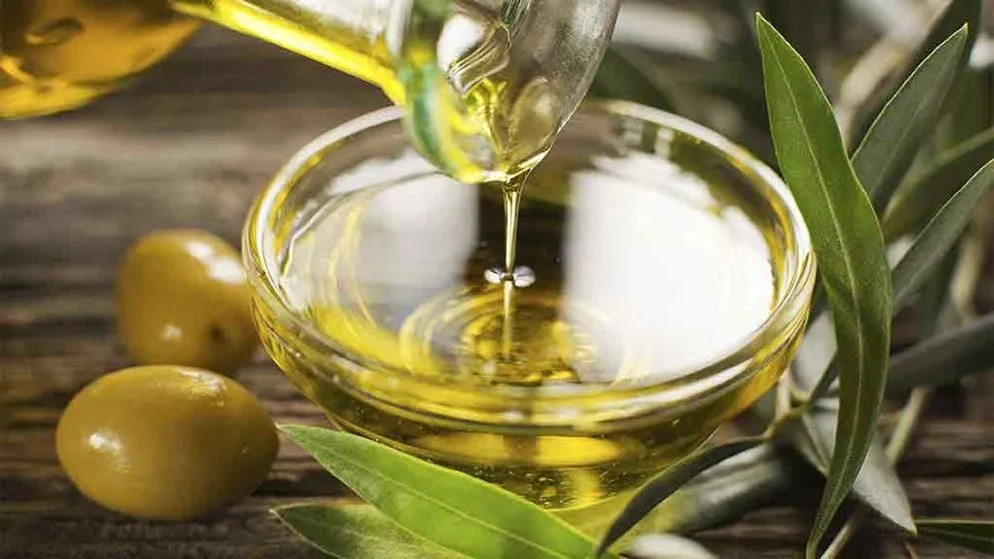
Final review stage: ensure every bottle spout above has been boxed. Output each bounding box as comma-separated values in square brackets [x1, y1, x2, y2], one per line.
[390, 0, 621, 182]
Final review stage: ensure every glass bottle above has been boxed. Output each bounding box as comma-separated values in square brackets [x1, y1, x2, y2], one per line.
[0, 0, 620, 181]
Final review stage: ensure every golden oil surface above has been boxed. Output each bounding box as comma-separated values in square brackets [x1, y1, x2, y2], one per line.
[283, 159, 778, 386]
[265, 149, 792, 508]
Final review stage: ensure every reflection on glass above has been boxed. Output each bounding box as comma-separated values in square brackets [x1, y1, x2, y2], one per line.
[278, 147, 775, 387]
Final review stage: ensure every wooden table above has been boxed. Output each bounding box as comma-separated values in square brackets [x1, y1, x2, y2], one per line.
[2, 27, 992, 559]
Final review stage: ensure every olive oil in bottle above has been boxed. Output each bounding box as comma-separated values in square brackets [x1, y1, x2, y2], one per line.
[1, 0, 618, 183]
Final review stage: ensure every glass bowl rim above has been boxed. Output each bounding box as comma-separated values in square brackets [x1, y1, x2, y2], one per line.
[243, 100, 816, 414]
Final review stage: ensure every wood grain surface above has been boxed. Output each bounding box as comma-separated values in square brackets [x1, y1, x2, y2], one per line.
[1, 26, 992, 559]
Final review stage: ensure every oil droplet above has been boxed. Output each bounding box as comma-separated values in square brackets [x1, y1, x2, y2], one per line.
[484, 265, 535, 287]
[25, 18, 83, 46]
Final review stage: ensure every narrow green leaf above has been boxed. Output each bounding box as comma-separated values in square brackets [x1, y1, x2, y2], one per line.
[852, 27, 969, 211]
[782, 408, 915, 533]
[660, 444, 796, 535]
[596, 437, 766, 555]
[752, 386, 913, 533]
[784, 156, 989, 530]
[627, 534, 717, 559]
[753, 383, 929, 549]
[806, 248, 989, 397]
[849, 0, 984, 145]
[884, 128, 994, 239]
[818, 388, 932, 559]
[892, 159, 994, 306]
[780, 191, 985, 534]
[280, 425, 606, 559]
[804, 159, 992, 397]
[940, 66, 994, 146]
[917, 518, 994, 554]
[914, 246, 960, 338]
[274, 504, 467, 559]
[563, 444, 795, 543]
[756, 16, 894, 557]
[888, 313, 994, 394]
[590, 47, 677, 112]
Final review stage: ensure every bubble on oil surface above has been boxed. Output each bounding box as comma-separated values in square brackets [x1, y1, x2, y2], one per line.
[484, 265, 536, 287]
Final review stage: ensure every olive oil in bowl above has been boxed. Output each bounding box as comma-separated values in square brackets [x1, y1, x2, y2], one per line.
[245, 102, 815, 510]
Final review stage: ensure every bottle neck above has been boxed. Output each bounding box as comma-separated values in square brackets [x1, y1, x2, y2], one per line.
[170, 0, 406, 103]
[172, 0, 620, 183]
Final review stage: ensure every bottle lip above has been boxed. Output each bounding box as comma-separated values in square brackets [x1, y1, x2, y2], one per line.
[387, 0, 622, 183]
[244, 100, 816, 427]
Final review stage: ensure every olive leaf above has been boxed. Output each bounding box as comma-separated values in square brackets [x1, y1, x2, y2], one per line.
[891, 159, 994, 305]
[916, 518, 994, 554]
[884, 128, 994, 239]
[914, 246, 960, 339]
[808, 289, 994, 397]
[273, 503, 467, 559]
[888, 312, 994, 394]
[848, 0, 984, 146]
[562, 444, 795, 545]
[800, 26, 977, 391]
[656, 444, 796, 535]
[819, 251, 960, 557]
[756, 15, 894, 557]
[852, 26, 969, 212]
[279, 425, 610, 559]
[764, 402, 913, 535]
[779, 160, 993, 534]
[627, 534, 718, 559]
[591, 47, 678, 113]
[820, 388, 933, 559]
[752, 375, 914, 534]
[596, 437, 767, 555]
[808, 157, 994, 398]
[940, 66, 994, 147]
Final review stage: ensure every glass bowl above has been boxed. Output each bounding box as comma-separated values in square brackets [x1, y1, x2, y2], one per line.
[244, 101, 816, 511]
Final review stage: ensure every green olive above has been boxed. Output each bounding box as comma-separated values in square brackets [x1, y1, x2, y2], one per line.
[56, 366, 278, 520]
[117, 229, 257, 374]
